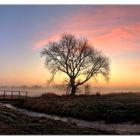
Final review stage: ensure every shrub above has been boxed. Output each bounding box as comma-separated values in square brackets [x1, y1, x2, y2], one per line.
[40, 93, 58, 98]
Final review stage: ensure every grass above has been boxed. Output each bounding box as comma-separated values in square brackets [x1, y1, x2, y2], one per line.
[13, 92, 140, 124]
[0, 104, 114, 135]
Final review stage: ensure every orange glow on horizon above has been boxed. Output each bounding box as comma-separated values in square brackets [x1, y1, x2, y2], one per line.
[1, 6, 140, 90]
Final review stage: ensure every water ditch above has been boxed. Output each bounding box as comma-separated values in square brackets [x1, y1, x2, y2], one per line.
[1, 103, 140, 134]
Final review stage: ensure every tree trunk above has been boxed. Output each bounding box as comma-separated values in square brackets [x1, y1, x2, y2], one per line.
[69, 76, 77, 96]
[70, 85, 77, 96]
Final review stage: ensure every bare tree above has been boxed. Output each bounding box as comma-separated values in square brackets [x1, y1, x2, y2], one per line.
[84, 84, 90, 95]
[41, 33, 110, 96]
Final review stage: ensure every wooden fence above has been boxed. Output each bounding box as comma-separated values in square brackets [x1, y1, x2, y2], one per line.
[0, 90, 28, 99]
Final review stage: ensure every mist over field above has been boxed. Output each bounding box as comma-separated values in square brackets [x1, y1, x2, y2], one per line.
[0, 85, 140, 97]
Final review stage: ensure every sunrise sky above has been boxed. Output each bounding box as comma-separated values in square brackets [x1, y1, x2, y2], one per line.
[0, 5, 140, 89]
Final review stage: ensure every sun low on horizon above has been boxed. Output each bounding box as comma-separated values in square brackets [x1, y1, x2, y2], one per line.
[0, 5, 140, 91]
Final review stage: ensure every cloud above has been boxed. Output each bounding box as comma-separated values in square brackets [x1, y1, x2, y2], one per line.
[33, 34, 60, 49]
[33, 5, 140, 56]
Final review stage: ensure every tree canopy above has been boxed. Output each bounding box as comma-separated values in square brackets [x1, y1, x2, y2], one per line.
[41, 33, 110, 95]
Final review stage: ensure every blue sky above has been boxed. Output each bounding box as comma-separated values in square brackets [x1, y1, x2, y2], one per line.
[0, 5, 140, 88]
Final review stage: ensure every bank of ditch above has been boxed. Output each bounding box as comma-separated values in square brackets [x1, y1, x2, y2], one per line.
[12, 93, 140, 124]
[0, 103, 114, 135]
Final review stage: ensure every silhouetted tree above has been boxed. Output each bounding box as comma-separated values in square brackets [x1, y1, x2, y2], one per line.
[84, 84, 90, 95]
[41, 33, 110, 96]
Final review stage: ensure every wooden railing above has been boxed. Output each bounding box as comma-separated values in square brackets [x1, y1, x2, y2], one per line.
[0, 90, 28, 99]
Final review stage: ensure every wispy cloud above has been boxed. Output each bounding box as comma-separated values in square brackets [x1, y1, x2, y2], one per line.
[34, 6, 140, 56]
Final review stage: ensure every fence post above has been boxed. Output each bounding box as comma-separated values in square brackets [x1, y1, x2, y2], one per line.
[11, 91, 13, 99]
[3, 90, 6, 99]
[26, 92, 28, 98]
[18, 91, 20, 99]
